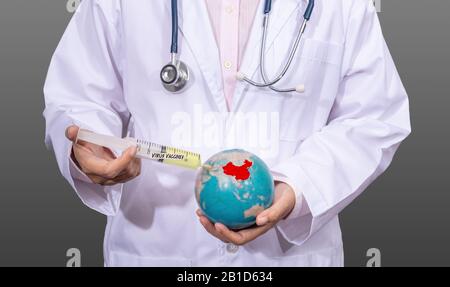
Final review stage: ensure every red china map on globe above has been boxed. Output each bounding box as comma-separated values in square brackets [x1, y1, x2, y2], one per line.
[222, 160, 253, 180]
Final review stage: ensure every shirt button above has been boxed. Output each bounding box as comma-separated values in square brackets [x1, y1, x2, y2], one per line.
[226, 243, 239, 254]
[225, 6, 234, 14]
[224, 61, 233, 69]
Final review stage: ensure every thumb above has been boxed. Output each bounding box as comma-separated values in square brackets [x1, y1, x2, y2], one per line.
[103, 145, 138, 178]
[256, 195, 292, 226]
[65, 125, 80, 142]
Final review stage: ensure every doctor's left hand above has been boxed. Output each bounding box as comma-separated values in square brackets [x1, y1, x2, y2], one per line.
[197, 181, 296, 246]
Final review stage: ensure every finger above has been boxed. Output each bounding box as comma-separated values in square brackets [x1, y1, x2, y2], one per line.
[114, 161, 135, 178]
[87, 174, 110, 185]
[127, 158, 142, 177]
[196, 209, 204, 217]
[98, 179, 121, 186]
[87, 174, 103, 184]
[133, 158, 142, 176]
[101, 146, 138, 178]
[256, 191, 294, 226]
[73, 140, 95, 155]
[111, 164, 141, 183]
[71, 133, 114, 159]
[126, 158, 142, 177]
[73, 133, 113, 156]
[255, 202, 287, 226]
[216, 223, 272, 245]
[134, 157, 142, 168]
[73, 144, 110, 175]
[65, 125, 80, 142]
[89, 172, 135, 186]
[74, 139, 116, 161]
[215, 223, 247, 245]
[238, 223, 273, 239]
[198, 216, 229, 243]
[100, 146, 117, 159]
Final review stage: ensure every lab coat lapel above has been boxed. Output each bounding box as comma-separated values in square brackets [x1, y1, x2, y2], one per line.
[233, 0, 303, 111]
[176, 0, 227, 112]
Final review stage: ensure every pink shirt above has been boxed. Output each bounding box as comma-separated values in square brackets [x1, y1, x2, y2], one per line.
[205, 0, 260, 110]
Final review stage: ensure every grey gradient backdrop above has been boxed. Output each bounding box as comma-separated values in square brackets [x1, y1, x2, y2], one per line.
[0, 0, 449, 266]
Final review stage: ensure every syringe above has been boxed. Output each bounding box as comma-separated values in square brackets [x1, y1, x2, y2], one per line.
[76, 129, 202, 170]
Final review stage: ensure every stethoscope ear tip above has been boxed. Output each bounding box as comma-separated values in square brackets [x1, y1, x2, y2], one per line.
[295, 84, 305, 93]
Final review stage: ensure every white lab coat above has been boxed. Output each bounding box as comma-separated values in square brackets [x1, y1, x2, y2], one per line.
[43, 0, 410, 267]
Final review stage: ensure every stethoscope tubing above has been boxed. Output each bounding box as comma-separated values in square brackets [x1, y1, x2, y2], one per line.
[170, 0, 178, 54]
[162, 0, 315, 94]
[240, 16, 307, 92]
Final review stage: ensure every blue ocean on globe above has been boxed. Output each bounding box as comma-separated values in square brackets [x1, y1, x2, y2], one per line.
[195, 149, 274, 229]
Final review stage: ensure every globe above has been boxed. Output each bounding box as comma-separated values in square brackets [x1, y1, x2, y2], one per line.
[195, 149, 274, 229]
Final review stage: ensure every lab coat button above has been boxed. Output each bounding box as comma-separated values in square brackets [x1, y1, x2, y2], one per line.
[226, 243, 239, 254]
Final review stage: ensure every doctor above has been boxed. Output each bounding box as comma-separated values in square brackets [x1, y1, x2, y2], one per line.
[44, 0, 410, 267]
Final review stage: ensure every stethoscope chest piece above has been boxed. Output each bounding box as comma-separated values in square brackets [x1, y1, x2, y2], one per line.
[160, 60, 190, 93]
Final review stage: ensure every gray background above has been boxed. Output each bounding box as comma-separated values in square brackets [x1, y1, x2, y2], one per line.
[0, 0, 448, 267]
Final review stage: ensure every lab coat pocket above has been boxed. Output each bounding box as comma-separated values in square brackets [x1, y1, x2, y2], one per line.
[299, 38, 344, 97]
[270, 38, 344, 142]
[269, 38, 342, 89]
[108, 251, 192, 267]
[299, 38, 344, 66]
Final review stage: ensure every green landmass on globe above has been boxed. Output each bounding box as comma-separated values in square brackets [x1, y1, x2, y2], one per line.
[195, 149, 274, 229]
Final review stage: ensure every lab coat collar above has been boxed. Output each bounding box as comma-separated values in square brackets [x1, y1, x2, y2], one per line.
[175, 0, 226, 112]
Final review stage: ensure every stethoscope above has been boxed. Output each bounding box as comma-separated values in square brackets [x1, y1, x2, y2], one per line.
[160, 0, 315, 94]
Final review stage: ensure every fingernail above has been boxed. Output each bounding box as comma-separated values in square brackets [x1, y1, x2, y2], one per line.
[130, 146, 138, 156]
[257, 216, 268, 226]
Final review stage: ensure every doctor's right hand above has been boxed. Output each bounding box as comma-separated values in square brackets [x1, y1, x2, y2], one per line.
[65, 125, 141, 186]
